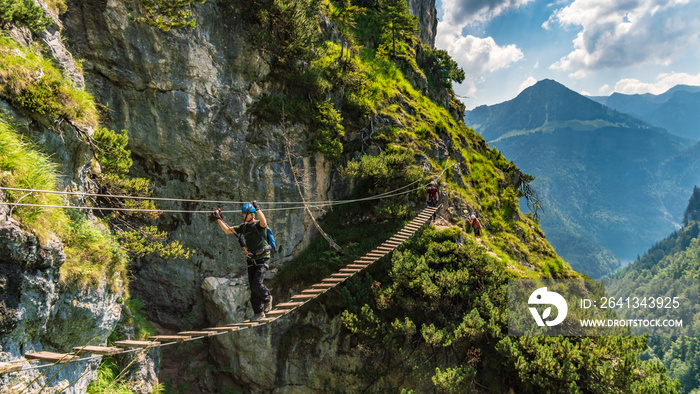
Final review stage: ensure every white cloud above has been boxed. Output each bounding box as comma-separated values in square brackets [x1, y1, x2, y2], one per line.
[612, 72, 700, 95]
[448, 35, 524, 75]
[449, 35, 524, 98]
[518, 77, 538, 93]
[439, 0, 534, 30]
[436, 0, 529, 101]
[598, 84, 612, 95]
[548, 0, 700, 72]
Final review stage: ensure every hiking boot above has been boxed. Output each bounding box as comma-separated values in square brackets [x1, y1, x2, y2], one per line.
[264, 295, 273, 313]
[250, 312, 265, 322]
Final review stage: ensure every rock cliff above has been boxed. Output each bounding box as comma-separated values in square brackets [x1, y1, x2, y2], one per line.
[0, 203, 114, 393]
[62, 0, 335, 330]
[408, 0, 437, 48]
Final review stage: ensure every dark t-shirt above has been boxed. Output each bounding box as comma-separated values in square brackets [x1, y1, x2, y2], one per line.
[427, 186, 438, 199]
[234, 220, 271, 259]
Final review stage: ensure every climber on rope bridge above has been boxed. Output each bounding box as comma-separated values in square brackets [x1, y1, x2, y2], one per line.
[213, 201, 272, 322]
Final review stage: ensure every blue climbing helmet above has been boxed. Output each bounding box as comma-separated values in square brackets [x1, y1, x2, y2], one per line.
[242, 203, 256, 214]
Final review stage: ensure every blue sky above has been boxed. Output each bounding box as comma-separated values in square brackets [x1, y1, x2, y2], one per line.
[435, 0, 700, 109]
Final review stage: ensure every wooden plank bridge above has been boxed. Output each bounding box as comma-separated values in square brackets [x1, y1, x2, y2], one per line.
[1, 206, 438, 374]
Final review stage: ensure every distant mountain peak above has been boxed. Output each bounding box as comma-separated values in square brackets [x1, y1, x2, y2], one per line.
[466, 79, 649, 142]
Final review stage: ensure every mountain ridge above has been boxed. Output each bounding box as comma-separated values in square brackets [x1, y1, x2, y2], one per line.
[588, 84, 700, 140]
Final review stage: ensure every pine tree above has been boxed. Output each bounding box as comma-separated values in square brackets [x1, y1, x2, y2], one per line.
[379, 0, 418, 57]
[683, 186, 700, 226]
[333, 0, 365, 63]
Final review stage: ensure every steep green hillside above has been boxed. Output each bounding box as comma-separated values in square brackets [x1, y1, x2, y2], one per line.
[612, 189, 700, 392]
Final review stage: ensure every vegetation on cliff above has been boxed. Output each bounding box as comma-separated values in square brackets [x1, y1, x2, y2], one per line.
[611, 189, 700, 392]
[0, 116, 128, 290]
[256, 0, 679, 391]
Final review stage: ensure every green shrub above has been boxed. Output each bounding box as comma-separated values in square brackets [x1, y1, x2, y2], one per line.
[0, 37, 98, 128]
[341, 150, 423, 218]
[309, 99, 344, 160]
[0, 0, 51, 33]
[419, 47, 465, 89]
[341, 228, 677, 391]
[0, 116, 128, 291]
[91, 128, 192, 260]
[129, 0, 205, 31]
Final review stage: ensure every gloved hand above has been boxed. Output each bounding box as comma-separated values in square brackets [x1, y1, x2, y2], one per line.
[252, 200, 259, 211]
[211, 208, 222, 221]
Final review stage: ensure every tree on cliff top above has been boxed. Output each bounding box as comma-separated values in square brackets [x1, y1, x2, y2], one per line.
[378, 0, 419, 58]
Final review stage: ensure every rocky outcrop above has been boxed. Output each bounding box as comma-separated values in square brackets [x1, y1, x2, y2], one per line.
[0, 203, 114, 394]
[408, 0, 437, 48]
[201, 280, 423, 392]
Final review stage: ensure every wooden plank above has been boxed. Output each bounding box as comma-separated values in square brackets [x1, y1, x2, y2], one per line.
[291, 294, 318, 300]
[25, 352, 79, 364]
[114, 340, 160, 349]
[322, 278, 346, 283]
[347, 264, 369, 269]
[259, 317, 277, 323]
[366, 252, 386, 257]
[302, 288, 327, 294]
[178, 331, 217, 336]
[351, 260, 373, 264]
[340, 268, 362, 273]
[331, 273, 354, 277]
[312, 283, 337, 289]
[374, 246, 394, 252]
[276, 301, 306, 308]
[266, 309, 292, 316]
[0, 361, 23, 373]
[72, 346, 123, 355]
[357, 257, 377, 263]
[226, 322, 260, 327]
[149, 335, 192, 343]
[203, 326, 241, 332]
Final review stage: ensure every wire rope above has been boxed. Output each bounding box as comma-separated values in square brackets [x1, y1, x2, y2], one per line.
[0, 163, 455, 214]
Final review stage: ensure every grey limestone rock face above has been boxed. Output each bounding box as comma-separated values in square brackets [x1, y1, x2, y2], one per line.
[204, 294, 416, 392]
[408, 0, 438, 48]
[61, 0, 334, 329]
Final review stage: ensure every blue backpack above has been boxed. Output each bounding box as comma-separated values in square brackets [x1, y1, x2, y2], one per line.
[265, 227, 277, 251]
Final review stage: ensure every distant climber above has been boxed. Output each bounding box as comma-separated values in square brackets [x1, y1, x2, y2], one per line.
[213, 201, 272, 322]
[427, 181, 439, 208]
[469, 214, 482, 238]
